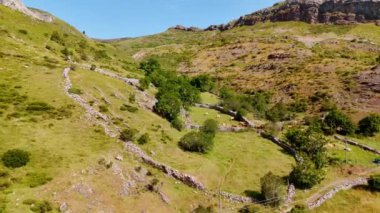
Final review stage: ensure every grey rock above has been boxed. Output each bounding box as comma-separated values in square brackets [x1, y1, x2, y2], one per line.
[0, 0, 53, 22]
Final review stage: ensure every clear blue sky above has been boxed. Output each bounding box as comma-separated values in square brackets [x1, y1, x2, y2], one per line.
[24, 0, 279, 39]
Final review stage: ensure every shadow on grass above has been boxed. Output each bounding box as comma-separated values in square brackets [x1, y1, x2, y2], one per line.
[244, 190, 264, 201]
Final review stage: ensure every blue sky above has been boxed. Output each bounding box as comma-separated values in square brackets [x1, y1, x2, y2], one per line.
[24, 0, 279, 39]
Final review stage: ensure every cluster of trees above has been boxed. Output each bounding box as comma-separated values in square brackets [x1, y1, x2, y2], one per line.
[179, 119, 218, 153]
[140, 59, 202, 130]
[219, 87, 272, 120]
[286, 127, 328, 189]
[321, 110, 380, 137]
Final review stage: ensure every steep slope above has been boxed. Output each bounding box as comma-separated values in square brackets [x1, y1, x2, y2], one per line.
[207, 0, 380, 31]
[112, 21, 380, 117]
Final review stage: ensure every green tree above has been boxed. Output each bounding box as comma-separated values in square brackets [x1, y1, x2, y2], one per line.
[179, 132, 213, 153]
[190, 74, 215, 92]
[2, 149, 30, 168]
[323, 110, 355, 135]
[358, 114, 380, 137]
[285, 128, 328, 169]
[120, 128, 138, 142]
[138, 133, 150, 145]
[368, 175, 380, 191]
[140, 58, 161, 75]
[154, 92, 182, 120]
[200, 119, 218, 137]
[289, 159, 325, 189]
[260, 172, 286, 207]
[266, 102, 294, 122]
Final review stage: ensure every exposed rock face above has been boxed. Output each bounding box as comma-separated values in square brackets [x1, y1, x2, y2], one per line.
[0, 0, 53, 22]
[169, 25, 202, 32]
[206, 0, 380, 31]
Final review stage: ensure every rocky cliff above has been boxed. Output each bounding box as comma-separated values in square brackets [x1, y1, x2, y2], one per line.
[0, 0, 53, 22]
[205, 0, 380, 31]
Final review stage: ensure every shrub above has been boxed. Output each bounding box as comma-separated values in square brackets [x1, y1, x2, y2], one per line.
[2, 149, 30, 168]
[266, 102, 294, 122]
[171, 117, 184, 131]
[26, 173, 52, 188]
[289, 99, 308, 113]
[193, 205, 214, 213]
[138, 133, 150, 145]
[29, 200, 53, 212]
[190, 74, 215, 92]
[139, 78, 151, 90]
[260, 172, 286, 207]
[179, 132, 213, 153]
[61, 48, 72, 57]
[25, 102, 54, 112]
[285, 127, 328, 169]
[68, 88, 82, 95]
[99, 105, 108, 113]
[120, 128, 138, 141]
[376, 55, 380, 64]
[368, 175, 380, 191]
[358, 114, 380, 137]
[323, 110, 356, 135]
[140, 58, 161, 75]
[94, 50, 110, 60]
[289, 159, 325, 189]
[50, 31, 64, 45]
[200, 119, 218, 137]
[120, 104, 138, 113]
[90, 64, 97, 71]
[18, 29, 28, 35]
[154, 92, 182, 120]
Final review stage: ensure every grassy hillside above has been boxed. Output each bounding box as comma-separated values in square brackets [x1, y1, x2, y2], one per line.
[112, 22, 380, 117]
[1, 2, 380, 213]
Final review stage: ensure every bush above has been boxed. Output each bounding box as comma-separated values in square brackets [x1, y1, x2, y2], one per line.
[368, 175, 380, 191]
[193, 205, 214, 213]
[190, 74, 215, 92]
[120, 128, 138, 142]
[154, 92, 182, 120]
[139, 78, 151, 90]
[2, 149, 30, 168]
[179, 132, 213, 153]
[50, 31, 64, 45]
[289, 159, 325, 189]
[29, 200, 53, 212]
[266, 102, 294, 122]
[138, 133, 150, 145]
[61, 48, 72, 57]
[18, 29, 28, 35]
[140, 58, 161, 75]
[200, 119, 218, 137]
[260, 172, 286, 207]
[358, 114, 380, 137]
[171, 117, 184, 131]
[99, 105, 108, 113]
[26, 102, 54, 112]
[289, 99, 308, 113]
[120, 104, 138, 113]
[285, 127, 328, 169]
[26, 173, 52, 188]
[68, 88, 82, 95]
[323, 110, 356, 135]
[90, 64, 97, 71]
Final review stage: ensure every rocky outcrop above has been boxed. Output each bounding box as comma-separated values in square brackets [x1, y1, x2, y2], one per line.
[0, 0, 53, 22]
[206, 0, 380, 31]
[169, 25, 202, 32]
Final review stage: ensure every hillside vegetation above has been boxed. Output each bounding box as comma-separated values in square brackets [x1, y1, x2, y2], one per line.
[0, 2, 380, 213]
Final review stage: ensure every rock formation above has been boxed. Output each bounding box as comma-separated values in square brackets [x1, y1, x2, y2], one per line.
[0, 0, 53, 22]
[169, 25, 202, 32]
[206, 0, 380, 31]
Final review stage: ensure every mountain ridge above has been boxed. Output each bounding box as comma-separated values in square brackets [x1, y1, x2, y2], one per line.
[0, 0, 53, 22]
